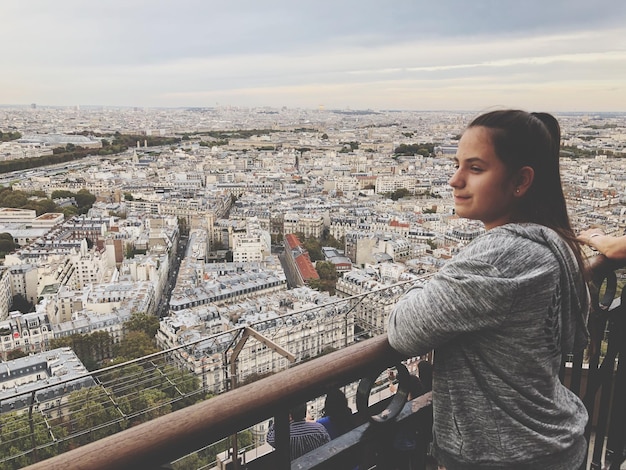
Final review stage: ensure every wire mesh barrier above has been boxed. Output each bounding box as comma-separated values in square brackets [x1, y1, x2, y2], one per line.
[1, 277, 426, 469]
[3, 256, 625, 469]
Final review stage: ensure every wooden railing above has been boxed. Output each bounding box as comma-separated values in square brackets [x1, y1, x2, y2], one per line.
[22, 334, 407, 470]
[22, 255, 626, 470]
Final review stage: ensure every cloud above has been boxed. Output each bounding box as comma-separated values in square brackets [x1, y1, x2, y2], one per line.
[1, 1, 625, 110]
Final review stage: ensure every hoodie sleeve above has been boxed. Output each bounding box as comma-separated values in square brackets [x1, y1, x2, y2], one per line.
[388, 253, 519, 356]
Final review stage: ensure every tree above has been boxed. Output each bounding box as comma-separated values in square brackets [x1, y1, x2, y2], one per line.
[6, 349, 28, 360]
[115, 331, 159, 360]
[316, 261, 338, 281]
[90, 330, 114, 364]
[0, 410, 68, 466]
[31, 198, 58, 215]
[51, 190, 76, 199]
[301, 236, 323, 262]
[387, 188, 411, 201]
[67, 388, 125, 446]
[0, 190, 28, 207]
[310, 261, 338, 295]
[172, 454, 203, 470]
[75, 189, 96, 213]
[128, 389, 171, 424]
[394, 142, 435, 156]
[0, 130, 21, 142]
[125, 243, 135, 259]
[61, 205, 79, 218]
[98, 362, 146, 396]
[159, 365, 202, 410]
[125, 312, 160, 338]
[320, 229, 343, 250]
[49, 331, 114, 370]
[0, 233, 16, 256]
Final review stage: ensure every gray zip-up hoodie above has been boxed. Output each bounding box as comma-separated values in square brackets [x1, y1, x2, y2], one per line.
[388, 223, 589, 470]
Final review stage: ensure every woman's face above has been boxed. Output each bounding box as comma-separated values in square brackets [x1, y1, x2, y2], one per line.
[449, 126, 519, 230]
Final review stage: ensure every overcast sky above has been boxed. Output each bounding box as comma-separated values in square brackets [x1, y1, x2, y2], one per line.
[2, 0, 625, 112]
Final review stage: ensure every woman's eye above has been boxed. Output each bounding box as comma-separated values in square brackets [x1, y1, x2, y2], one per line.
[470, 166, 483, 172]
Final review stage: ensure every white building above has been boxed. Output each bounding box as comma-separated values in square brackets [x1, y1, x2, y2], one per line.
[283, 212, 325, 239]
[0, 346, 93, 416]
[232, 219, 271, 263]
[0, 311, 54, 359]
[157, 288, 355, 394]
[0, 269, 13, 321]
[8, 264, 38, 306]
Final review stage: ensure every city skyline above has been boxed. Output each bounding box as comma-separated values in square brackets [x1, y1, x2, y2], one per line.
[2, 0, 626, 112]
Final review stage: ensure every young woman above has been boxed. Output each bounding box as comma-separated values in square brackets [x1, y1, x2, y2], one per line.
[388, 110, 590, 470]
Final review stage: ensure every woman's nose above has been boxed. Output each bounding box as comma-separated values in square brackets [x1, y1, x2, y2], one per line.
[449, 169, 462, 188]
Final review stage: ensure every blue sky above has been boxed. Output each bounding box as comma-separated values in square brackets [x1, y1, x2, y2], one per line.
[2, 0, 625, 111]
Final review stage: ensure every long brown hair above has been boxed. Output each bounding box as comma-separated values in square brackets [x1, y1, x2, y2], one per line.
[468, 110, 585, 275]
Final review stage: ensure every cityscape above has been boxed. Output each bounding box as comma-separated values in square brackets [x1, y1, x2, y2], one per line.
[0, 104, 625, 468]
[1, 0, 625, 467]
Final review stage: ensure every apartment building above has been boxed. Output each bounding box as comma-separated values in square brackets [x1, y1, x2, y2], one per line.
[8, 264, 38, 305]
[0, 311, 54, 359]
[0, 346, 93, 416]
[231, 219, 271, 263]
[0, 269, 13, 321]
[336, 268, 421, 335]
[344, 231, 411, 266]
[283, 212, 324, 239]
[157, 287, 355, 394]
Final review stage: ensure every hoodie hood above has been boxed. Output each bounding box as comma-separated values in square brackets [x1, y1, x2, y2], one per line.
[497, 223, 590, 356]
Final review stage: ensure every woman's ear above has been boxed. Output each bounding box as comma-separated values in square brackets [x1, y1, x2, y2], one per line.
[514, 166, 534, 197]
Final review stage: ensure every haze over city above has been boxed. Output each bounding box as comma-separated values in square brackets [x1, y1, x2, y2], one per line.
[2, 0, 626, 112]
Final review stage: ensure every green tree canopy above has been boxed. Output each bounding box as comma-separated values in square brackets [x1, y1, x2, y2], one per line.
[67, 388, 126, 446]
[125, 312, 160, 338]
[6, 348, 28, 360]
[0, 409, 68, 467]
[0, 233, 16, 256]
[75, 189, 96, 213]
[50, 331, 113, 370]
[115, 331, 159, 360]
[0, 130, 22, 142]
[51, 190, 76, 199]
[297, 234, 323, 262]
[394, 142, 435, 156]
[386, 188, 411, 200]
[316, 261, 338, 281]
[320, 229, 344, 250]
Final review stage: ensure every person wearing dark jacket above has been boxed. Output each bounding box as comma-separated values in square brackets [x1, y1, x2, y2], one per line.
[317, 388, 355, 439]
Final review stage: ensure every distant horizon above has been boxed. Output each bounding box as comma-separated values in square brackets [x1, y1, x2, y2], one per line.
[2, 1, 624, 114]
[1, 103, 625, 116]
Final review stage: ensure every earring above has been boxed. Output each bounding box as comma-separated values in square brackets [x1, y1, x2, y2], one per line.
[515, 189, 520, 194]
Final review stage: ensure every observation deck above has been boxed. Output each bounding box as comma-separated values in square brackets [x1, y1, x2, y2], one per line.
[0, 256, 623, 470]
